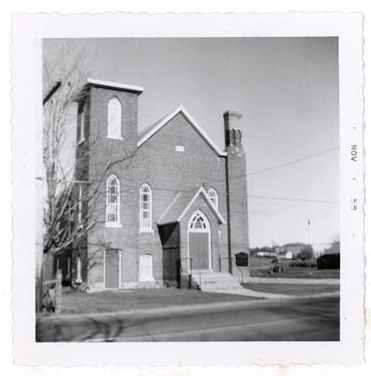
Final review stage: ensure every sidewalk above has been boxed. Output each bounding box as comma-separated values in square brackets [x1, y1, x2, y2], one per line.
[246, 277, 340, 285]
[214, 288, 340, 299]
[215, 288, 291, 299]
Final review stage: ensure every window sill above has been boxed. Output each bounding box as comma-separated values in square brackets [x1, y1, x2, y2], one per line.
[139, 228, 154, 233]
[107, 136, 123, 140]
[105, 222, 122, 228]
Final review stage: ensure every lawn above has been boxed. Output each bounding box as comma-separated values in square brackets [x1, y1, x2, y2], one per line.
[243, 282, 340, 296]
[60, 287, 256, 315]
[250, 266, 340, 279]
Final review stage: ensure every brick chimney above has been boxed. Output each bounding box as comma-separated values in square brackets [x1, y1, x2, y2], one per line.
[224, 111, 243, 148]
[223, 110, 249, 276]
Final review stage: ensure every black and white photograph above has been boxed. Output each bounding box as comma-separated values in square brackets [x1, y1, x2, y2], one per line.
[37, 36, 340, 342]
[11, 13, 364, 365]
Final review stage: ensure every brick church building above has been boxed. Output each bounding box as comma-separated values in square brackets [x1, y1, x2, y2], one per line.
[55, 78, 249, 290]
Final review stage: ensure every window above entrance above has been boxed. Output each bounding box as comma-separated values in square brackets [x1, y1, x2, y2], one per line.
[189, 210, 209, 231]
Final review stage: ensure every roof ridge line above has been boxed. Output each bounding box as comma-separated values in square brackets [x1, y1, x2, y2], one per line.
[137, 106, 227, 157]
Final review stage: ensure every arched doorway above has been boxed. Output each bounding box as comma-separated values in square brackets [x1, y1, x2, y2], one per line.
[188, 210, 211, 271]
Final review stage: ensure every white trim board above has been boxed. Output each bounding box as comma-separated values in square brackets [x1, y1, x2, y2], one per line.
[87, 78, 144, 94]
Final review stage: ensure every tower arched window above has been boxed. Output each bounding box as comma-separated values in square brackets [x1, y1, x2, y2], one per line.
[140, 184, 152, 231]
[207, 188, 218, 209]
[77, 106, 85, 144]
[106, 175, 121, 227]
[107, 97, 122, 139]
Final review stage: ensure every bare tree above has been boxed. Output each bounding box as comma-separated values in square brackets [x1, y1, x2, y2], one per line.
[42, 46, 90, 265]
[40, 45, 136, 305]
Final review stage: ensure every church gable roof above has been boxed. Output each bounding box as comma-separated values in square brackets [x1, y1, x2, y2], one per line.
[137, 106, 227, 157]
[158, 187, 226, 225]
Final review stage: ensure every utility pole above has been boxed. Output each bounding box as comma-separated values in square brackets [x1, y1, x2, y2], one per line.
[308, 219, 312, 245]
[43, 80, 61, 105]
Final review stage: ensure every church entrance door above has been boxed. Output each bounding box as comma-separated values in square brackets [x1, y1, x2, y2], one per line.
[188, 210, 211, 271]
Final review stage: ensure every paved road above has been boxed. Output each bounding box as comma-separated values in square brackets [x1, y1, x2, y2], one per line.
[36, 295, 339, 342]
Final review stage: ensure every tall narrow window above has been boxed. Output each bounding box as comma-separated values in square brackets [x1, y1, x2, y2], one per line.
[66, 200, 73, 236]
[107, 97, 122, 139]
[78, 107, 85, 144]
[207, 188, 218, 209]
[140, 184, 152, 231]
[67, 257, 71, 278]
[106, 175, 121, 226]
[78, 184, 83, 224]
[76, 254, 82, 283]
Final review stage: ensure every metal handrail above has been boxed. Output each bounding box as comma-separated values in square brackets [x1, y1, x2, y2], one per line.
[219, 256, 246, 283]
[179, 257, 193, 289]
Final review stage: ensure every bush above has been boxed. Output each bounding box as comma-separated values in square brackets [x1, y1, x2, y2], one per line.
[317, 254, 340, 270]
[297, 245, 314, 260]
[163, 280, 178, 288]
[289, 259, 317, 268]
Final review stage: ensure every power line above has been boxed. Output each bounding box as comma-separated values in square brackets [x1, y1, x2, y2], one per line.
[198, 145, 339, 186]
[247, 146, 339, 177]
[70, 180, 338, 205]
[248, 194, 339, 204]
[114, 184, 338, 205]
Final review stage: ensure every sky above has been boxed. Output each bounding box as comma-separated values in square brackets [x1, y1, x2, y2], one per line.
[44, 37, 339, 252]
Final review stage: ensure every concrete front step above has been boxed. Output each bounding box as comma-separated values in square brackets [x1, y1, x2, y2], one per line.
[191, 271, 244, 292]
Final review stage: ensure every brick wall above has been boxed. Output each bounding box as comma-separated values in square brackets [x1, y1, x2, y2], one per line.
[226, 141, 250, 278]
[134, 113, 229, 279]
[76, 84, 249, 289]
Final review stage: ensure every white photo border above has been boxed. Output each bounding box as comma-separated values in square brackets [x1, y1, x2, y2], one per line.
[12, 13, 364, 365]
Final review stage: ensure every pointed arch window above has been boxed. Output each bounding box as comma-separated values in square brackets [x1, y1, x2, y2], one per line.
[207, 188, 218, 209]
[189, 211, 209, 230]
[78, 106, 85, 144]
[140, 184, 152, 231]
[107, 97, 122, 139]
[106, 175, 121, 227]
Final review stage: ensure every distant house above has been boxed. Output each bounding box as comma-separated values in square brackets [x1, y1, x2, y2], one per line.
[53, 78, 250, 290]
[274, 243, 313, 260]
[255, 250, 276, 258]
[323, 241, 340, 255]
